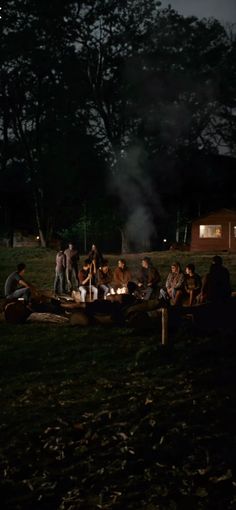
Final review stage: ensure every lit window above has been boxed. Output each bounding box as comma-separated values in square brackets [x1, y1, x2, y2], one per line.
[199, 225, 222, 238]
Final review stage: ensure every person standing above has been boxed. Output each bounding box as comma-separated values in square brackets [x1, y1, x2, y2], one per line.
[54, 247, 66, 295]
[4, 263, 32, 306]
[64, 242, 80, 292]
[87, 243, 104, 275]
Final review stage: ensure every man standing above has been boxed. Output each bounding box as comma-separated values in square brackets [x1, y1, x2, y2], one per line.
[64, 242, 80, 292]
[54, 247, 66, 295]
[4, 263, 32, 306]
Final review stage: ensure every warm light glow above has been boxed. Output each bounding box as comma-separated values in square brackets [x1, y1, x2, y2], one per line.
[36, 236, 40, 240]
[163, 238, 167, 243]
[199, 225, 222, 238]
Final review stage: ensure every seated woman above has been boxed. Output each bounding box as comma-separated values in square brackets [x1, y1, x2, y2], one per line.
[113, 258, 132, 293]
[160, 261, 185, 305]
[97, 259, 113, 299]
[183, 263, 202, 306]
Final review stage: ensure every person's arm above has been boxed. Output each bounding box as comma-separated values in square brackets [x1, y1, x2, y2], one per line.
[194, 274, 202, 292]
[78, 270, 90, 285]
[148, 268, 161, 287]
[18, 277, 30, 289]
[113, 268, 120, 285]
[174, 272, 185, 290]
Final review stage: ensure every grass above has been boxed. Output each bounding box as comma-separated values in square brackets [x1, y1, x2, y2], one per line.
[0, 248, 236, 509]
[1, 246, 236, 294]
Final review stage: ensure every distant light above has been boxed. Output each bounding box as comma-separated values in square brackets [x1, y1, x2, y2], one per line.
[163, 238, 167, 243]
[36, 236, 40, 240]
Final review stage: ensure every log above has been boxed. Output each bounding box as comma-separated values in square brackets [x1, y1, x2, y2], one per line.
[4, 301, 31, 324]
[70, 312, 91, 326]
[27, 313, 69, 324]
[161, 308, 168, 345]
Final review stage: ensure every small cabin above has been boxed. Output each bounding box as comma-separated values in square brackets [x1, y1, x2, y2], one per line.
[190, 209, 236, 252]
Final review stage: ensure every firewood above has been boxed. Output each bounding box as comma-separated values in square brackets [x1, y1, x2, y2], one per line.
[27, 313, 69, 324]
[4, 301, 31, 324]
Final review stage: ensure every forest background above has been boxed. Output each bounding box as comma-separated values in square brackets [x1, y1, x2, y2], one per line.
[1, 0, 236, 253]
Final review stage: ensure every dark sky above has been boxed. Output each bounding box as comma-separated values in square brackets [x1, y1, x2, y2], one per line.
[161, 0, 236, 23]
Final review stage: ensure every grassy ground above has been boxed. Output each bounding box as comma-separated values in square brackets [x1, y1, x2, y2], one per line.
[0, 248, 236, 509]
[1, 247, 236, 294]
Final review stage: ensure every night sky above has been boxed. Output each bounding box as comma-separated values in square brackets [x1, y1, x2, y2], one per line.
[161, 0, 236, 23]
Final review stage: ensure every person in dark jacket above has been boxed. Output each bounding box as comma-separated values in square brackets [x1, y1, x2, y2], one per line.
[184, 263, 202, 306]
[87, 243, 104, 274]
[113, 258, 132, 292]
[97, 259, 113, 299]
[137, 256, 161, 300]
[200, 255, 231, 303]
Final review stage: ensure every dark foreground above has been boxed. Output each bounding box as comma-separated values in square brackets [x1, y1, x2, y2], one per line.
[0, 322, 236, 510]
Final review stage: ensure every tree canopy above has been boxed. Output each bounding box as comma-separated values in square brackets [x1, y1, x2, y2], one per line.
[0, 0, 235, 250]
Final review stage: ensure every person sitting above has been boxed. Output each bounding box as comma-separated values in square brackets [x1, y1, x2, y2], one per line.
[97, 259, 113, 299]
[137, 256, 161, 300]
[4, 263, 32, 307]
[160, 261, 185, 305]
[87, 243, 104, 274]
[113, 258, 132, 293]
[78, 259, 98, 302]
[184, 263, 202, 306]
[200, 255, 231, 304]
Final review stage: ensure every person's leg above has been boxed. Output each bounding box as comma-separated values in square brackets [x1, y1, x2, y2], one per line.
[142, 287, 153, 300]
[159, 288, 169, 301]
[79, 286, 86, 302]
[173, 290, 183, 306]
[66, 268, 72, 292]
[92, 285, 98, 301]
[71, 268, 78, 290]
[54, 272, 59, 294]
[7, 288, 31, 304]
[58, 272, 65, 294]
[99, 284, 108, 299]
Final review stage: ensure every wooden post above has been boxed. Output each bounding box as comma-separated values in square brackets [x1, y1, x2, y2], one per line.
[161, 307, 168, 345]
[229, 221, 231, 251]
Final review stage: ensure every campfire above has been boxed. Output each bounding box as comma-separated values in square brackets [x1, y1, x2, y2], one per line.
[107, 286, 127, 296]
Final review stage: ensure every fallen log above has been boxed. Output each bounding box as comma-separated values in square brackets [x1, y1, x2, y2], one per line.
[4, 300, 31, 324]
[27, 313, 69, 324]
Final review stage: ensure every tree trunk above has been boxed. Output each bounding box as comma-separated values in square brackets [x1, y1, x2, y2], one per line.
[120, 229, 130, 254]
[176, 209, 180, 243]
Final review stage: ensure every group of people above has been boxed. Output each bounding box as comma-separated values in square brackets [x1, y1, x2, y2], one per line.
[54, 243, 135, 303]
[4, 243, 232, 310]
[159, 257, 231, 306]
[53, 243, 232, 306]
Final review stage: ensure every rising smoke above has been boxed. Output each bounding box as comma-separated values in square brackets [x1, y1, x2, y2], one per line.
[110, 145, 164, 252]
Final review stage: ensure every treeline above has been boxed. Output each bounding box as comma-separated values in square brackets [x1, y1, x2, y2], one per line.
[0, 0, 236, 251]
